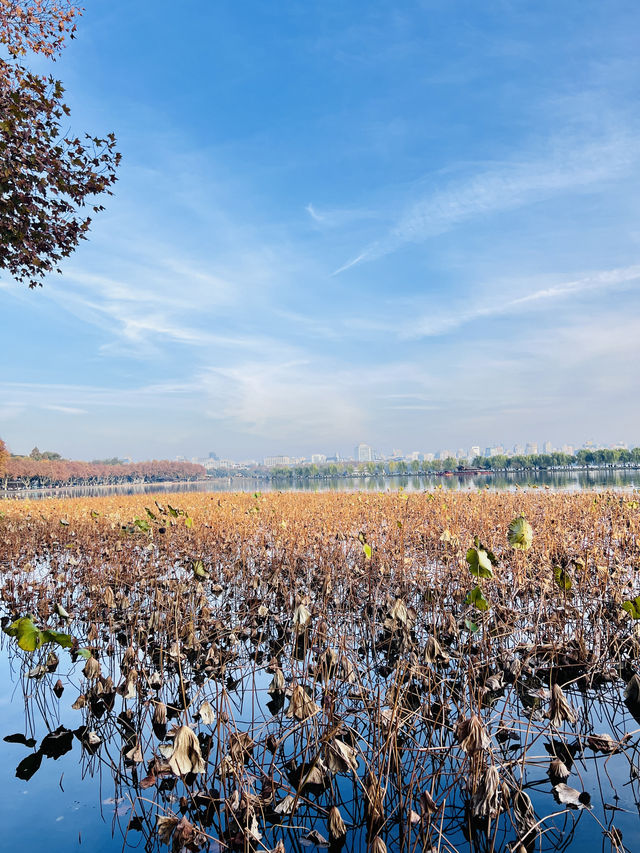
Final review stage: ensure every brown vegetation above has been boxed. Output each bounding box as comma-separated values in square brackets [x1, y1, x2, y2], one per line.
[1, 490, 639, 852]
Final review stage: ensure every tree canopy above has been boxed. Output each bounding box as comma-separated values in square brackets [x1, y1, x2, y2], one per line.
[0, 437, 8, 476]
[0, 1, 120, 287]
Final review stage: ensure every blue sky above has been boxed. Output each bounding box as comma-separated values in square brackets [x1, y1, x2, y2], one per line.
[2, 0, 640, 460]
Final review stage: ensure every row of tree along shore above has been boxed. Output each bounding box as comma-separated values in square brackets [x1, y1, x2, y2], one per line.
[258, 448, 640, 481]
[0, 455, 206, 492]
[3, 445, 640, 492]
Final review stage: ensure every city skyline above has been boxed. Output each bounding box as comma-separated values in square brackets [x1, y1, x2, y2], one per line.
[191, 436, 634, 469]
[3, 433, 637, 467]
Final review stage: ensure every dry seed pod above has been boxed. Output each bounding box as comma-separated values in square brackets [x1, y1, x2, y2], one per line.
[104, 586, 115, 608]
[72, 693, 86, 710]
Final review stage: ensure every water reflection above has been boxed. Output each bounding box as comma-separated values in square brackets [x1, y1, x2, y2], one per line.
[3, 468, 640, 501]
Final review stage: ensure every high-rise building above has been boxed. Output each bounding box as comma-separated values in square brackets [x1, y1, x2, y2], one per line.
[525, 442, 538, 455]
[512, 444, 524, 456]
[543, 441, 553, 454]
[311, 454, 326, 464]
[469, 446, 480, 459]
[355, 443, 373, 462]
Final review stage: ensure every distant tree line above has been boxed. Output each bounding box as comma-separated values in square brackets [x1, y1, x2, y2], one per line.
[1, 452, 205, 491]
[266, 449, 640, 480]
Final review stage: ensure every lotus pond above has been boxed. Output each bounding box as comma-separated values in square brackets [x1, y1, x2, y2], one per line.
[1, 491, 640, 853]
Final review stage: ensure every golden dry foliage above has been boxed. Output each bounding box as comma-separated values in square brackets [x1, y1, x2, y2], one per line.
[0, 438, 8, 478]
[1, 488, 640, 852]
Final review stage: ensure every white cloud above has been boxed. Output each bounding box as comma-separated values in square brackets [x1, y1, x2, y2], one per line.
[406, 263, 640, 338]
[43, 405, 89, 415]
[334, 130, 639, 272]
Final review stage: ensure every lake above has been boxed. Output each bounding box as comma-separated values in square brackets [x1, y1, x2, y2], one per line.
[3, 466, 640, 501]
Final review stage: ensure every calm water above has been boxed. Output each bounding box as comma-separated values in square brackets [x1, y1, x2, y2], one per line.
[3, 467, 640, 501]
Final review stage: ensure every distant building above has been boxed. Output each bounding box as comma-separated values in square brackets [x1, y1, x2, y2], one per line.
[469, 446, 480, 459]
[263, 456, 291, 467]
[561, 445, 574, 456]
[525, 443, 538, 455]
[543, 441, 553, 454]
[311, 454, 326, 464]
[512, 444, 524, 456]
[205, 458, 235, 470]
[484, 446, 503, 458]
[439, 450, 454, 461]
[355, 443, 373, 462]
[424, 452, 435, 462]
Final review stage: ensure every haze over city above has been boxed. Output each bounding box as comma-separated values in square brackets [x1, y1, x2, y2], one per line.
[2, 1, 640, 460]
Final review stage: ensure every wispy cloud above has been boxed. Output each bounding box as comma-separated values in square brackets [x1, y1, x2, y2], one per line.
[43, 405, 88, 415]
[405, 263, 640, 338]
[305, 202, 378, 229]
[334, 131, 638, 272]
